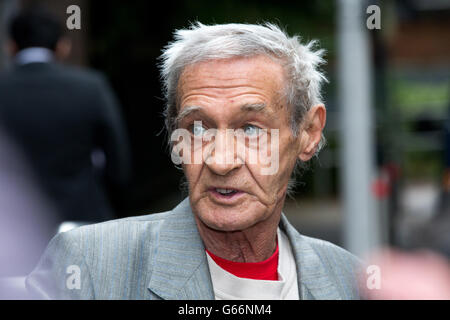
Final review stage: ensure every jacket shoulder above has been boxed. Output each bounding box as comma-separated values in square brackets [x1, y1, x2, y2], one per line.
[64, 210, 175, 243]
[25, 210, 175, 299]
[302, 235, 362, 268]
[301, 235, 364, 298]
[51, 64, 107, 87]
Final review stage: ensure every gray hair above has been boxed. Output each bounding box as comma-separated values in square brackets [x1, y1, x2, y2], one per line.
[159, 22, 328, 195]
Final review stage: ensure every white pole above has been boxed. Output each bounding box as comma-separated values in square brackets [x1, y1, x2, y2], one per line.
[337, 0, 379, 257]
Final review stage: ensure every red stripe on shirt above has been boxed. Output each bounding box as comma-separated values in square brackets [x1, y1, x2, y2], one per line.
[206, 244, 279, 281]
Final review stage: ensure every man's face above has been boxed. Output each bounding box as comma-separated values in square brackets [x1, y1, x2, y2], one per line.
[176, 55, 307, 232]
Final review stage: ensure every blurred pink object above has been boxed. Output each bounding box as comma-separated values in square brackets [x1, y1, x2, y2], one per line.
[362, 248, 450, 300]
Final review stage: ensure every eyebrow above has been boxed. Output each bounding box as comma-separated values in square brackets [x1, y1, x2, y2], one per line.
[175, 106, 200, 123]
[176, 103, 268, 123]
[240, 103, 267, 113]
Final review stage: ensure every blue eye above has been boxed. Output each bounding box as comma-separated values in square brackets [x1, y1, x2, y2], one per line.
[191, 123, 207, 136]
[243, 124, 261, 136]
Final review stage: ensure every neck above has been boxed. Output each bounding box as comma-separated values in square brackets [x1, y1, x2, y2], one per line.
[195, 201, 284, 263]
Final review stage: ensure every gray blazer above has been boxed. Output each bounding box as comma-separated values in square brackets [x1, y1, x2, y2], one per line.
[26, 198, 362, 300]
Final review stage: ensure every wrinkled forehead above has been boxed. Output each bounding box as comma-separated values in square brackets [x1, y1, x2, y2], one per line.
[176, 55, 288, 107]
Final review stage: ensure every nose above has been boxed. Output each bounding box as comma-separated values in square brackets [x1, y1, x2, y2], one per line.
[205, 129, 243, 176]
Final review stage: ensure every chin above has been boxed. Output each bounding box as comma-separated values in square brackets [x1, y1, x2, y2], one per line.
[202, 217, 256, 232]
[194, 199, 265, 232]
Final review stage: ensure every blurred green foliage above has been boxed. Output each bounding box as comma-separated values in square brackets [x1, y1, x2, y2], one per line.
[393, 80, 450, 116]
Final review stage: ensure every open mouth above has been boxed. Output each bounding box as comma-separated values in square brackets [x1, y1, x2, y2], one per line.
[215, 188, 238, 196]
[209, 187, 244, 201]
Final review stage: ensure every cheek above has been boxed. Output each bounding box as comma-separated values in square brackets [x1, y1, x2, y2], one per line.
[183, 164, 202, 189]
[241, 133, 297, 195]
[246, 159, 292, 201]
[274, 150, 298, 191]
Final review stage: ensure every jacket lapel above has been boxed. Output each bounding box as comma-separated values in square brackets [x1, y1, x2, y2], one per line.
[279, 214, 342, 300]
[147, 198, 214, 300]
[148, 198, 341, 300]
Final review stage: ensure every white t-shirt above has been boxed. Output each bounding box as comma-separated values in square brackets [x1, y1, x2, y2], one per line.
[206, 228, 299, 300]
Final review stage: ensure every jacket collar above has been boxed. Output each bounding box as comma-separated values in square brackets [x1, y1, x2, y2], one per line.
[147, 198, 340, 300]
[147, 198, 214, 300]
[14, 47, 54, 65]
[279, 214, 342, 300]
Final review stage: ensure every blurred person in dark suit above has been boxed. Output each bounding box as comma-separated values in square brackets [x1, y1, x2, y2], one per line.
[0, 7, 131, 226]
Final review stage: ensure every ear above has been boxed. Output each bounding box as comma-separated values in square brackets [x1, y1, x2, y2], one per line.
[55, 37, 72, 61]
[298, 104, 326, 162]
[5, 39, 18, 56]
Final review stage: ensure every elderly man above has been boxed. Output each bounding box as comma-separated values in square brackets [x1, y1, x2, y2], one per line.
[26, 23, 361, 300]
